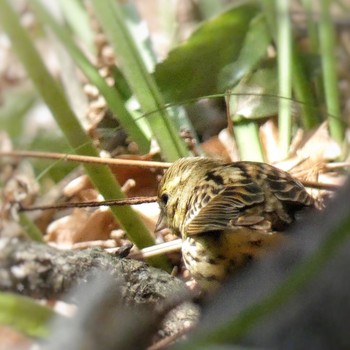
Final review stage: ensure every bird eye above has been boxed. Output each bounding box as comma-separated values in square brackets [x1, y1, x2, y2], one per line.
[161, 193, 169, 205]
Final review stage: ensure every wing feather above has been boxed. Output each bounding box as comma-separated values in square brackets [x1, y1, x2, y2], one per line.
[183, 162, 314, 236]
[185, 182, 265, 236]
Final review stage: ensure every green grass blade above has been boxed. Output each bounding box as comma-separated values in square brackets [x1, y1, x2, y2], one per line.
[300, 0, 319, 51]
[121, 2, 158, 71]
[261, 1, 318, 151]
[19, 213, 44, 242]
[319, 0, 344, 146]
[58, 0, 95, 54]
[291, 45, 319, 129]
[90, 0, 188, 161]
[276, 0, 292, 158]
[300, 0, 325, 113]
[233, 121, 264, 162]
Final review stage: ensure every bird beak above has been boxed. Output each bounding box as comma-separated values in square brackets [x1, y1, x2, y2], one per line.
[155, 211, 167, 232]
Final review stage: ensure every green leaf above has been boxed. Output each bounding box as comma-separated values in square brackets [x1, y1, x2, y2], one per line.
[154, 3, 260, 103]
[218, 13, 271, 89]
[0, 292, 56, 338]
[230, 63, 279, 121]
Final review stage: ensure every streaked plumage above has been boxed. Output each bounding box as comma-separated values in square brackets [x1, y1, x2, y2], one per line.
[156, 157, 314, 290]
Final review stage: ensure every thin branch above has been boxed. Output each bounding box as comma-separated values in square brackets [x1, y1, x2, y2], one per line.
[1, 150, 172, 169]
[302, 181, 341, 191]
[324, 162, 350, 170]
[124, 239, 182, 260]
[18, 196, 158, 212]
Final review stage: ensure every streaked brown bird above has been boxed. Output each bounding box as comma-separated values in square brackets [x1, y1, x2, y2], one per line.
[156, 157, 315, 291]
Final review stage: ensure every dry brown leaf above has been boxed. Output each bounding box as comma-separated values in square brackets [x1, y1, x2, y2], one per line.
[46, 208, 118, 246]
[63, 155, 162, 199]
[201, 130, 238, 162]
[291, 122, 341, 162]
[260, 119, 280, 163]
[46, 154, 163, 246]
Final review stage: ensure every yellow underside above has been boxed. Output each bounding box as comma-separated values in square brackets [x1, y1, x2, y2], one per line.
[182, 229, 284, 291]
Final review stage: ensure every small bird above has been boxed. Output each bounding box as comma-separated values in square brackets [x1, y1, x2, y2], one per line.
[156, 157, 315, 291]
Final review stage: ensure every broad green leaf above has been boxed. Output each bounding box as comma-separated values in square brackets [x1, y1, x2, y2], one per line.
[154, 3, 260, 103]
[218, 13, 271, 89]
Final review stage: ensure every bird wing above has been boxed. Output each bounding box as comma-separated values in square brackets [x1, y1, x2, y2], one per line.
[184, 182, 265, 236]
[183, 162, 314, 236]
